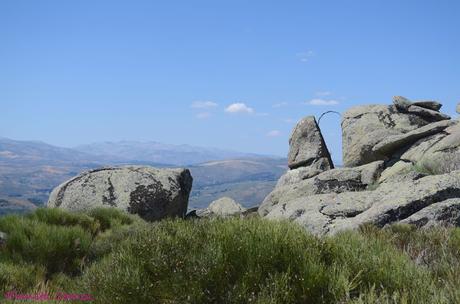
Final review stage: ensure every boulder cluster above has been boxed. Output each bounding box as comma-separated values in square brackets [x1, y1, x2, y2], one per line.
[259, 97, 460, 235]
[46, 98, 459, 234]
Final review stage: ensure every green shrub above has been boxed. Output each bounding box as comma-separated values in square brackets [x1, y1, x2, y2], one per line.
[77, 218, 336, 303]
[88, 222, 146, 261]
[28, 208, 101, 235]
[3, 209, 460, 303]
[329, 230, 435, 302]
[0, 215, 92, 276]
[75, 218, 445, 304]
[87, 207, 134, 231]
[0, 262, 46, 293]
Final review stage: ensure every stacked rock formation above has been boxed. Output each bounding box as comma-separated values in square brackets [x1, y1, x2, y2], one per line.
[259, 96, 460, 235]
[47, 166, 193, 221]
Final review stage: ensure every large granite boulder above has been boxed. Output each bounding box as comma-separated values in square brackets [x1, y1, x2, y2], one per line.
[288, 116, 333, 170]
[457, 103, 460, 114]
[342, 105, 429, 167]
[258, 161, 384, 216]
[342, 97, 450, 167]
[264, 170, 460, 235]
[47, 166, 193, 221]
[196, 197, 246, 218]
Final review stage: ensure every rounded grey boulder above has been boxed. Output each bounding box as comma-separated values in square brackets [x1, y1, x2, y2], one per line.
[47, 166, 193, 221]
[196, 197, 246, 217]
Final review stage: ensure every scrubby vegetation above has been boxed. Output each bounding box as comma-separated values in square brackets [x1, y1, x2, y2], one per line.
[1, 208, 460, 303]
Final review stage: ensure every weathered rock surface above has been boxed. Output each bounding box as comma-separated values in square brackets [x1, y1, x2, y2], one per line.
[401, 121, 460, 174]
[264, 171, 460, 235]
[393, 96, 443, 112]
[406, 105, 450, 122]
[288, 116, 333, 170]
[393, 96, 412, 111]
[372, 120, 454, 157]
[412, 101, 442, 111]
[342, 104, 432, 167]
[457, 103, 460, 114]
[342, 96, 453, 167]
[377, 161, 426, 184]
[196, 197, 246, 217]
[259, 161, 384, 216]
[275, 166, 325, 188]
[47, 166, 193, 221]
[400, 199, 460, 228]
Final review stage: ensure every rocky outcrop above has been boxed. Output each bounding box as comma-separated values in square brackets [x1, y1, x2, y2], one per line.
[288, 116, 333, 170]
[260, 96, 460, 234]
[47, 166, 193, 221]
[342, 104, 430, 167]
[265, 171, 460, 235]
[342, 97, 451, 167]
[259, 161, 384, 216]
[196, 197, 246, 217]
[457, 103, 460, 114]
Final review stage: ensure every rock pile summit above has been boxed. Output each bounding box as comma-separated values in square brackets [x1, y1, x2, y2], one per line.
[259, 96, 460, 235]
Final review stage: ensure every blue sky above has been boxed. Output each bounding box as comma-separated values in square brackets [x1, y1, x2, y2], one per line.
[1, 0, 459, 162]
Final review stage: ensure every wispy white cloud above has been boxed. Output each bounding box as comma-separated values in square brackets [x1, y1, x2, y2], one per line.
[266, 130, 282, 137]
[225, 103, 254, 114]
[315, 91, 332, 97]
[296, 50, 314, 62]
[272, 102, 288, 108]
[195, 112, 211, 119]
[307, 99, 339, 106]
[191, 101, 218, 109]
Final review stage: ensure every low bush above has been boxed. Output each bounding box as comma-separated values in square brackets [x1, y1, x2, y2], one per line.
[0, 215, 93, 276]
[2, 209, 460, 303]
[0, 262, 46, 293]
[27, 208, 101, 235]
[87, 207, 134, 231]
[76, 218, 441, 304]
[0, 208, 136, 278]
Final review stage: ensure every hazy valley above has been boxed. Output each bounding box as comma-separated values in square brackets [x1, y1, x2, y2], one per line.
[0, 137, 286, 215]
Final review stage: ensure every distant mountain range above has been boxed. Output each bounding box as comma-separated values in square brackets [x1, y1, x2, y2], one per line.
[74, 141, 268, 166]
[0, 137, 286, 215]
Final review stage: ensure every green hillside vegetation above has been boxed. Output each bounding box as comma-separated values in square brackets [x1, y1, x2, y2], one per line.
[1, 208, 460, 303]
